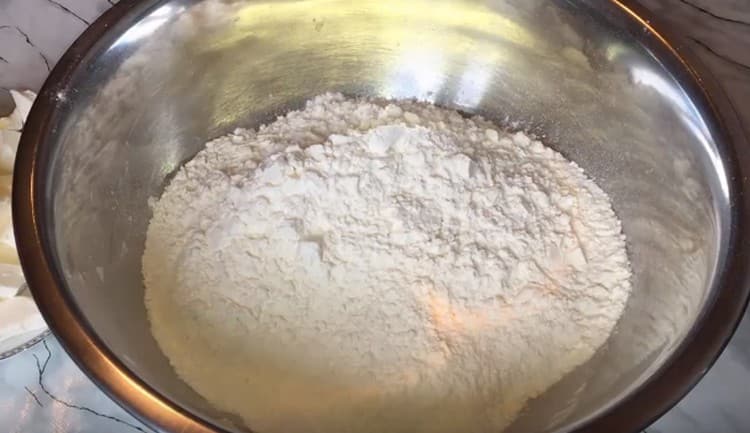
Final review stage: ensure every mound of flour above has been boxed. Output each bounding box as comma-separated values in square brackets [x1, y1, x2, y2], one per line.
[143, 93, 632, 433]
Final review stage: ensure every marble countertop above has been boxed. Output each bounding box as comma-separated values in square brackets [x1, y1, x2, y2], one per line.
[1, 1, 749, 432]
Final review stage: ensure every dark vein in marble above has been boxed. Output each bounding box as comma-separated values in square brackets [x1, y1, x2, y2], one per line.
[24, 386, 44, 407]
[32, 340, 158, 433]
[0, 56, 8, 64]
[14, 26, 51, 71]
[43, 0, 91, 25]
[39, 53, 52, 72]
[677, 0, 750, 26]
[690, 37, 750, 72]
[0, 25, 52, 71]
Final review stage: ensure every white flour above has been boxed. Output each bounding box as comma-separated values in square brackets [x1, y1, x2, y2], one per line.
[143, 93, 632, 433]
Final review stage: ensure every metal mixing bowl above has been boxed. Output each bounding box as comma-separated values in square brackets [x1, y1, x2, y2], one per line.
[12, 0, 750, 432]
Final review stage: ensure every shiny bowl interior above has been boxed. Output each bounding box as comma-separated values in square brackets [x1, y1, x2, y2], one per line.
[13, 0, 750, 432]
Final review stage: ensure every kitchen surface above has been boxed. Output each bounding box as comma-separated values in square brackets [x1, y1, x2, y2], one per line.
[1, 1, 749, 432]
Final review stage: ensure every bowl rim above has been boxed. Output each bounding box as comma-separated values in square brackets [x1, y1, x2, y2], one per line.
[12, 0, 750, 432]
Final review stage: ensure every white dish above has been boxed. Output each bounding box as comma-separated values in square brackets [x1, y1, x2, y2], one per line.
[0, 90, 47, 360]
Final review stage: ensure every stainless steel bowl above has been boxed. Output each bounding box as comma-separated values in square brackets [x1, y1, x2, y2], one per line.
[13, 0, 750, 432]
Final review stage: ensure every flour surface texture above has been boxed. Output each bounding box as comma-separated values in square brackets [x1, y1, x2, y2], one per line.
[143, 94, 632, 433]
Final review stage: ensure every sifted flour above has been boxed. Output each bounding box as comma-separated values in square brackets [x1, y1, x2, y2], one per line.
[143, 93, 632, 433]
